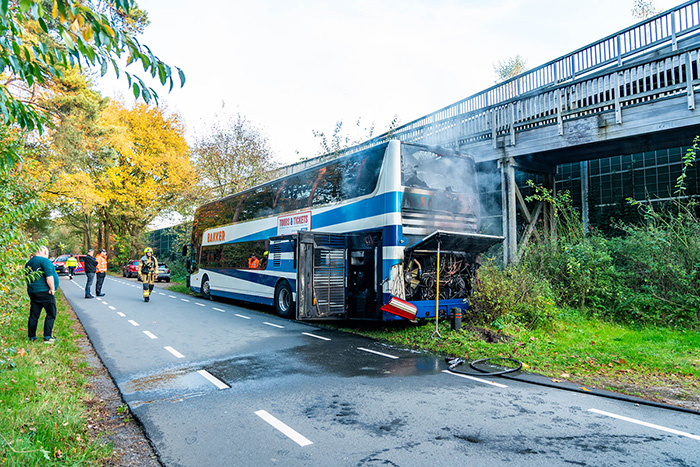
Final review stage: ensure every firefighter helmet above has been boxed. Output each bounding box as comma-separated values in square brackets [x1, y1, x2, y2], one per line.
[144, 247, 153, 254]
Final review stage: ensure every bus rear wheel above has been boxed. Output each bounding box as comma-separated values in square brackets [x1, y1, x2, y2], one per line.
[275, 281, 294, 319]
[201, 275, 212, 300]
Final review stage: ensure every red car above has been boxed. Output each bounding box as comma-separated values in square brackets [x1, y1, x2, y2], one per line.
[53, 254, 87, 275]
[122, 260, 140, 278]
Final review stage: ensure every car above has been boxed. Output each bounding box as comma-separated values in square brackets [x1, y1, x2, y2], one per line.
[53, 255, 70, 274]
[122, 260, 140, 278]
[157, 263, 171, 282]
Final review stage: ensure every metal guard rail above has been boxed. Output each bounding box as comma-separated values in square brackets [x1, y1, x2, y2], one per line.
[278, 0, 700, 174]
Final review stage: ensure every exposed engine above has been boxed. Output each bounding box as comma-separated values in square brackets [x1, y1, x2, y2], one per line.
[403, 252, 480, 301]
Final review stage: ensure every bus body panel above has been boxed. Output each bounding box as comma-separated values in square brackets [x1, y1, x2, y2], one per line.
[187, 140, 500, 321]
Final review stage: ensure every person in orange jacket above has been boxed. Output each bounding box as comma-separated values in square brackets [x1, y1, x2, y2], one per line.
[95, 249, 108, 296]
[248, 253, 259, 269]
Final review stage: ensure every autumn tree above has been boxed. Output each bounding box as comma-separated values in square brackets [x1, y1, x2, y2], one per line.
[0, 0, 183, 314]
[0, 0, 184, 141]
[191, 113, 277, 199]
[92, 101, 196, 257]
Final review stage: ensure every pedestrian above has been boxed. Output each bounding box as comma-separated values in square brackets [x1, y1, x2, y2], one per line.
[83, 248, 98, 298]
[140, 247, 159, 302]
[95, 249, 107, 297]
[248, 253, 259, 269]
[25, 245, 60, 343]
[65, 255, 78, 279]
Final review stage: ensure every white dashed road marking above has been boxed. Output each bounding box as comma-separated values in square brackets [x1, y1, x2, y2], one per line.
[254, 410, 313, 447]
[181, 299, 190, 302]
[169, 295, 177, 299]
[588, 409, 700, 440]
[143, 331, 158, 339]
[264, 322, 284, 329]
[164, 346, 185, 359]
[441, 370, 509, 388]
[196, 303, 206, 307]
[128, 320, 140, 327]
[357, 347, 399, 359]
[117, 312, 126, 317]
[197, 370, 230, 389]
[302, 332, 331, 341]
[214, 308, 226, 313]
[108, 306, 116, 310]
[234, 313, 250, 319]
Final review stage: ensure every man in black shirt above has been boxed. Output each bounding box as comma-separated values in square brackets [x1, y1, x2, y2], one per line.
[83, 249, 98, 298]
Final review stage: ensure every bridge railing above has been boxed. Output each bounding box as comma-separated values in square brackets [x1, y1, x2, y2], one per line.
[274, 1, 700, 177]
[321, 1, 700, 160]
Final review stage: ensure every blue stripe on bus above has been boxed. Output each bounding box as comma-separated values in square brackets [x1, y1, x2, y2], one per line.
[230, 191, 403, 244]
[312, 192, 401, 229]
[208, 268, 296, 289]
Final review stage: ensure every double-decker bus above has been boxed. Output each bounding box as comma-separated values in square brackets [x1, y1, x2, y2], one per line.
[183, 140, 501, 321]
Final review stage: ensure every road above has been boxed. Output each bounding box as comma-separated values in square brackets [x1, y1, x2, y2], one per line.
[62, 275, 700, 466]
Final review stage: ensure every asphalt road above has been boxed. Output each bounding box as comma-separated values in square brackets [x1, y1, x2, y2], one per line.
[62, 274, 700, 466]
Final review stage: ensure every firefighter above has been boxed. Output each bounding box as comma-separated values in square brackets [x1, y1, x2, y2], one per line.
[65, 255, 78, 279]
[140, 247, 159, 302]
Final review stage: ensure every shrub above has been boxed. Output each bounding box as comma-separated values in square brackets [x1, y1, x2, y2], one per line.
[468, 260, 557, 329]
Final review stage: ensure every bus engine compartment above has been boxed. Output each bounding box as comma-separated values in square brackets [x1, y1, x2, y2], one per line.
[400, 231, 503, 304]
[403, 252, 480, 301]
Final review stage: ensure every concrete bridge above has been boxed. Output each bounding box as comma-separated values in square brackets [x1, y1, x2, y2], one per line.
[284, 1, 700, 263]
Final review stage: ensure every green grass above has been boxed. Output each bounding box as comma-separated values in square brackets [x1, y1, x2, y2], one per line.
[0, 289, 114, 466]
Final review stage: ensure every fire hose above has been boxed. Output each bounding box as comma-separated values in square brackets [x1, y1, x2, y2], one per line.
[444, 356, 700, 415]
[445, 356, 523, 376]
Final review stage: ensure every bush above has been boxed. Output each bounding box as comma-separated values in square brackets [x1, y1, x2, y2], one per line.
[515, 139, 700, 330]
[468, 260, 557, 329]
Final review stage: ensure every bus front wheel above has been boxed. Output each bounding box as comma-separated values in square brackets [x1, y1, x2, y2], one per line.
[275, 281, 295, 319]
[201, 275, 212, 300]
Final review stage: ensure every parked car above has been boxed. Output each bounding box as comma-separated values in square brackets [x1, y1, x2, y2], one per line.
[53, 255, 69, 274]
[122, 260, 140, 278]
[157, 263, 171, 283]
[53, 254, 87, 275]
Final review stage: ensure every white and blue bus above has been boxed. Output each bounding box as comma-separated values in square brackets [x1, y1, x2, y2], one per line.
[183, 140, 501, 321]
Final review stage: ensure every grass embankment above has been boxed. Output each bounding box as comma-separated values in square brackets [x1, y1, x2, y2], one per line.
[346, 309, 700, 407]
[0, 289, 114, 466]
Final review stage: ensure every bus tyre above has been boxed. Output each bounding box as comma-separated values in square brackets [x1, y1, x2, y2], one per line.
[275, 281, 294, 319]
[201, 275, 212, 300]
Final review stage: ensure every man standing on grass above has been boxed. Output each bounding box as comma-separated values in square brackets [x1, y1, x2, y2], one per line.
[83, 249, 98, 298]
[25, 246, 60, 344]
[95, 249, 107, 297]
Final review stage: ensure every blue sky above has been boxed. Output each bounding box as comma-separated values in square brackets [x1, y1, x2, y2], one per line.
[98, 0, 684, 166]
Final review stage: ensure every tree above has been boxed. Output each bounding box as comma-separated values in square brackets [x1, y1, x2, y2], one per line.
[0, 126, 43, 327]
[632, 0, 657, 19]
[92, 101, 196, 257]
[0, 0, 185, 166]
[191, 113, 277, 199]
[493, 55, 528, 82]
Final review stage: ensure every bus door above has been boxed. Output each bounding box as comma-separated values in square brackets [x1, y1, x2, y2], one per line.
[346, 232, 382, 320]
[297, 231, 347, 320]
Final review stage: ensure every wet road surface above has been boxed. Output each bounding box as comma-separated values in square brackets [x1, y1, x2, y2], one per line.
[62, 275, 700, 466]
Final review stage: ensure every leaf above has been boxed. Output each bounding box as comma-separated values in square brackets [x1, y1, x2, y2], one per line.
[60, 30, 75, 50]
[1, 0, 9, 17]
[177, 66, 185, 87]
[132, 83, 139, 100]
[19, 0, 31, 13]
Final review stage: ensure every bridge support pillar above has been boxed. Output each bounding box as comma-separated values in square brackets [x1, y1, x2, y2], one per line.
[499, 157, 518, 265]
[499, 158, 558, 265]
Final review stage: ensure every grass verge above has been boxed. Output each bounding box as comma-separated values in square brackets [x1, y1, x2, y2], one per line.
[0, 288, 114, 466]
[338, 309, 700, 410]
